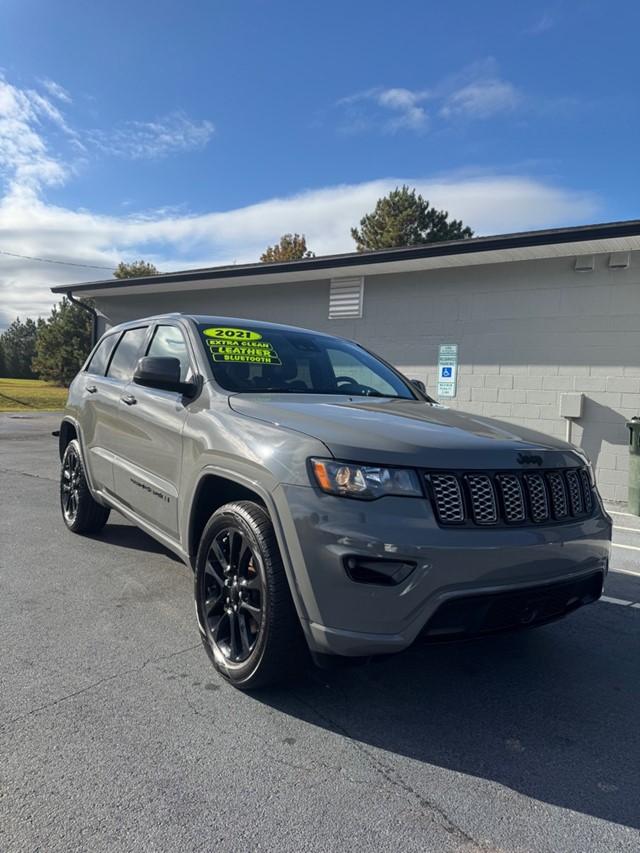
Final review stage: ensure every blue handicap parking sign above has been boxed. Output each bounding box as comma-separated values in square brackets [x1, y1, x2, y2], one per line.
[441, 366, 453, 378]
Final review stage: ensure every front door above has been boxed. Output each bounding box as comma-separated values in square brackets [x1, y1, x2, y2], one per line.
[112, 324, 194, 540]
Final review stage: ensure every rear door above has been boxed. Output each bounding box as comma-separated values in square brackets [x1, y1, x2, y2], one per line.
[75, 327, 149, 495]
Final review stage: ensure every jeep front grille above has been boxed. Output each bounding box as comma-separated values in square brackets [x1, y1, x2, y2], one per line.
[548, 472, 568, 519]
[465, 475, 498, 524]
[566, 470, 583, 515]
[578, 469, 593, 514]
[496, 474, 526, 522]
[426, 467, 595, 527]
[430, 474, 464, 522]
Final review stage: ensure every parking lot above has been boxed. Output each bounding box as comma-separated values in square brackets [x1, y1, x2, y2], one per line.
[1, 412, 639, 853]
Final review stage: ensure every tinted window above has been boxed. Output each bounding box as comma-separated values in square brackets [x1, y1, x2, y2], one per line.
[107, 327, 148, 382]
[196, 322, 415, 398]
[326, 348, 400, 397]
[85, 334, 118, 376]
[147, 325, 192, 382]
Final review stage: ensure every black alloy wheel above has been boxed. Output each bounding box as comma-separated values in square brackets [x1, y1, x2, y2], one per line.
[60, 439, 111, 534]
[202, 522, 264, 663]
[195, 501, 308, 689]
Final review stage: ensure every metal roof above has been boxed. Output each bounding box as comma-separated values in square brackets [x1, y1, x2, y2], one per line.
[52, 219, 640, 298]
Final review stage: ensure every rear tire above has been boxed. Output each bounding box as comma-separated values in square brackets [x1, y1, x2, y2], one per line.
[195, 500, 308, 689]
[60, 439, 111, 534]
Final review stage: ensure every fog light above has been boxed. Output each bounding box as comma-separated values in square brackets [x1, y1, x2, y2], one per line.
[343, 556, 416, 586]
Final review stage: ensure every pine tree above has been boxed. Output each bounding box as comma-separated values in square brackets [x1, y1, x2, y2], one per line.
[31, 298, 93, 386]
[114, 259, 159, 278]
[351, 186, 473, 252]
[0, 317, 41, 379]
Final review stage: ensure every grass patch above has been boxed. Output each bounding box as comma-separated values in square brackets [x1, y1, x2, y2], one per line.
[0, 378, 68, 411]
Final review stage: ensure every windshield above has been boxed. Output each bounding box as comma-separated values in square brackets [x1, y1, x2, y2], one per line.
[195, 323, 417, 398]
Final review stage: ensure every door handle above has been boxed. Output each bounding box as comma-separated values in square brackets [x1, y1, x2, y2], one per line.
[86, 385, 98, 394]
[121, 394, 137, 406]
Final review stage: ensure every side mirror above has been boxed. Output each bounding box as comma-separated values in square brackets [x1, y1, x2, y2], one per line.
[410, 378, 436, 403]
[133, 357, 197, 397]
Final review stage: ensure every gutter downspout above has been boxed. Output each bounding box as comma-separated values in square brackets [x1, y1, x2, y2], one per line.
[67, 292, 99, 346]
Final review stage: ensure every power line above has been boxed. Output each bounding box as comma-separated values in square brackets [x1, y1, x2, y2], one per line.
[0, 248, 114, 271]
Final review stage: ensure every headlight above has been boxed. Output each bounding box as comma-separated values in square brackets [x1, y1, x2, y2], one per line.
[310, 459, 423, 500]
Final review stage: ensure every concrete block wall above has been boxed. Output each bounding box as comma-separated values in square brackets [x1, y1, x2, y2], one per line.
[98, 279, 331, 332]
[97, 249, 639, 503]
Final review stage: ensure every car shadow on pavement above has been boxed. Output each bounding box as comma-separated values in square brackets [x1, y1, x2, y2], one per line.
[89, 522, 184, 563]
[256, 606, 640, 830]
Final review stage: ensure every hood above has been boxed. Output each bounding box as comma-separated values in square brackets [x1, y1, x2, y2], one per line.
[227, 395, 584, 470]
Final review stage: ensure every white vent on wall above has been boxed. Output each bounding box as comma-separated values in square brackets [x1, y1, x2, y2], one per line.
[609, 252, 630, 269]
[574, 254, 594, 272]
[329, 277, 364, 319]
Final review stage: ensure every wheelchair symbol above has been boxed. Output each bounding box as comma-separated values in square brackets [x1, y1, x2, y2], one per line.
[441, 367, 453, 378]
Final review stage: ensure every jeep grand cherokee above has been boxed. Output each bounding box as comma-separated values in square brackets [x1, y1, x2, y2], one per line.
[58, 314, 611, 689]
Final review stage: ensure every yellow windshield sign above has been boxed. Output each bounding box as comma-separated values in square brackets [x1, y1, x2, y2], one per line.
[203, 327, 263, 341]
[202, 327, 282, 365]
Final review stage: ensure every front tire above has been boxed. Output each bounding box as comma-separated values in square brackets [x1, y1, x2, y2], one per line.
[60, 439, 110, 534]
[195, 501, 308, 689]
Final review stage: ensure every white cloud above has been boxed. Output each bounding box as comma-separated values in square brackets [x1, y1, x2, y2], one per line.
[335, 61, 530, 132]
[336, 87, 430, 134]
[0, 75, 71, 196]
[0, 73, 219, 326]
[439, 79, 520, 119]
[0, 176, 600, 328]
[87, 112, 215, 160]
[526, 12, 557, 35]
[0, 74, 214, 208]
[40, 78, 73, 104]
[435, 60, 524, 121]
[377, 88, 429, 132]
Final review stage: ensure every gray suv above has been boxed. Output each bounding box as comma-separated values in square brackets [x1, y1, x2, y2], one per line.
[58, 314, 611, 689]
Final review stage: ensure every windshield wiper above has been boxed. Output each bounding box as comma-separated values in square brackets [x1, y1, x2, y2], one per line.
[257, 388, 409, 398]
[228, 387, 411, 398]
[254, 387, 313, 394]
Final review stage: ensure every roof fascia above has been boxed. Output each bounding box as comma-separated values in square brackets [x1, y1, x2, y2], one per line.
[52, 219, 640, 298]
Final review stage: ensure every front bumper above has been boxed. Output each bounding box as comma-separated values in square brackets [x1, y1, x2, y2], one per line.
[417, 570, 604, 641]
[276, 484, 611, 657]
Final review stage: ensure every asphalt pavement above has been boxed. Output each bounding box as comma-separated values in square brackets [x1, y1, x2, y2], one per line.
[1, 412, 639, 853]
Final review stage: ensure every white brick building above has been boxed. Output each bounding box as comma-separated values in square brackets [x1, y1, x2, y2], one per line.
[54, 220, 640, 503]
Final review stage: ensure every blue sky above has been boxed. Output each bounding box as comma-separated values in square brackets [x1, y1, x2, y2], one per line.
[0, 0, 638, 327]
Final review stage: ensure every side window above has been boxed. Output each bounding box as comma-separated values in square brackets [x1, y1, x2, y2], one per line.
[85, 334, 118, 376]
[106, 327, 148, 382]
[146, 325, 193, 382]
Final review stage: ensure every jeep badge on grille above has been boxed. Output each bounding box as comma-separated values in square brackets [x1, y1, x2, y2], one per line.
[517, 453, 543, 465]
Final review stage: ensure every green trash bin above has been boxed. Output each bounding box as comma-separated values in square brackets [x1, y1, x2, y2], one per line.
[627, 417, 640, 516]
